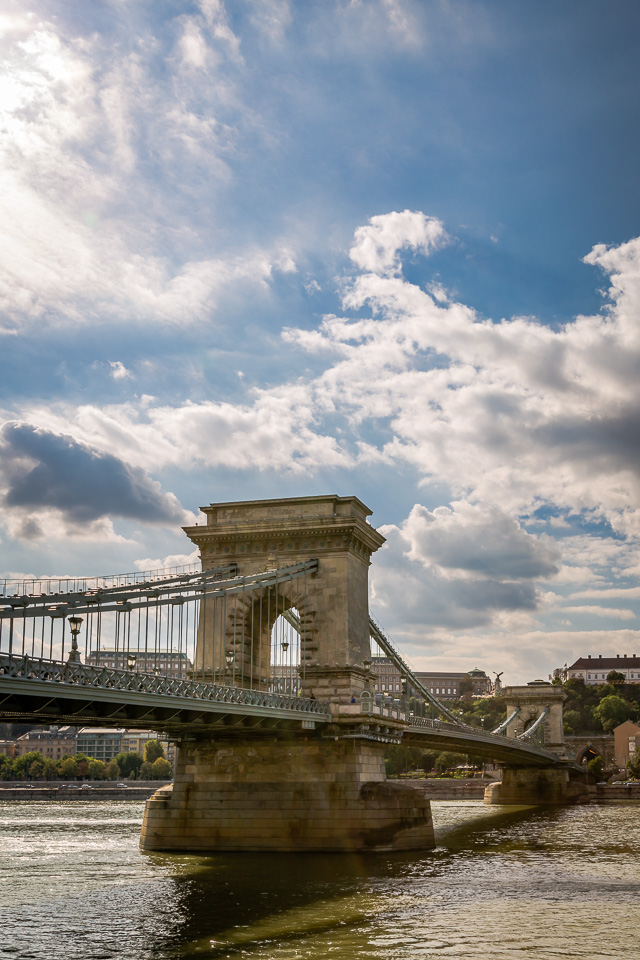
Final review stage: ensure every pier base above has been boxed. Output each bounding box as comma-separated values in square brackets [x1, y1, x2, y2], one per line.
[484, 766, 589, 805]
[140, 737, 435, 853]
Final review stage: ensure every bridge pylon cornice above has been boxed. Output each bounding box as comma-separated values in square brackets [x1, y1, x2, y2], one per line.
[183, 494, 386, 565]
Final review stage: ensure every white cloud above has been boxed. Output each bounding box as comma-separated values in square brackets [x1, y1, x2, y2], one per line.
[569, 586, 640, 600]
[109, 361, 131, 381]
[393, 501, 559, 581]
[560, 605, 636, 621]
[0, 7, 296, 331]
[349, 210, 448, 275]
[134, 549, 200, 573]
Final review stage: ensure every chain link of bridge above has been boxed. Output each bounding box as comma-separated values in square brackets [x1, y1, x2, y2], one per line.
[0, 495, 587, 850]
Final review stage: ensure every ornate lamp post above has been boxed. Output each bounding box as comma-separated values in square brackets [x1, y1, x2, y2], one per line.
[67, 616, 83, 663]
[127, 652, 137, 672]
[225, 648, 235, 682]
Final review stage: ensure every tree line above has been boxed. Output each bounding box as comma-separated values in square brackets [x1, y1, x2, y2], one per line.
[555, 670, 640, 734]
[0, 739, 172, 781]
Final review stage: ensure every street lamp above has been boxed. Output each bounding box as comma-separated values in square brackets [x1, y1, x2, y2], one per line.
[67, 616, 83, 663]
[127, 652, 137, 672]
[281, 639, 289, 653]
[225, 649, 235, 678]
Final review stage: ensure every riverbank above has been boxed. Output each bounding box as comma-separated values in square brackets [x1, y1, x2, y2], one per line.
[393, 776, 640, 802]
[393, 777, 495, 799]
[0, 780, 167, 800]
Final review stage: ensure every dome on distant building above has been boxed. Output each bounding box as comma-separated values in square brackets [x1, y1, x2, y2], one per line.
[467, 667, 487, 678]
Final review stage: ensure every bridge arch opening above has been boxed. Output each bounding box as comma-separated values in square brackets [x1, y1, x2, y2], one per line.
[269, 608, 301, 696]
[576, 746, 602, 766]
[195, 573, 316, 692]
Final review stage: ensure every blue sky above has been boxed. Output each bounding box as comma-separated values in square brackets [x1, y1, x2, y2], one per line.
[2, 0, 640, 683]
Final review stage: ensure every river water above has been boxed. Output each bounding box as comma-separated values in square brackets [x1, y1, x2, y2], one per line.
[1, 800, 638, 960]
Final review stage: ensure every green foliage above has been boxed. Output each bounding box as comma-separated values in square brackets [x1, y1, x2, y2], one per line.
[606, 671, 626, 686]
[459, 676, 474, 696]
[626, 753, 640, 779]
[13, 751, 43, 779]
[151, 757, 172, 779]
[88, 759, 106, 780]
[421, 751, 437, 773]
[28, 759, 46, 780]
[144, 739, 165, 763]
[0, 754, 13, 780]
[435, 751, 463, 773]
[562, 709, 582, 734]
[593, 695, 632, 733]
[104, 759, 120, 780]
[58, 756, 78, 779]
[587, 755, 604, 780]
[384, 745, 427, 777]
[115, 751, 143, 779]
[139, 761, 154, 779]
[453, 696, 506, 731]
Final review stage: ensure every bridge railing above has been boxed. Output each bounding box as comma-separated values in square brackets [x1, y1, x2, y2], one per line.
[0, 653, 331, 717]
[0, 563, 203, 598]
[408, 714, 512, 741]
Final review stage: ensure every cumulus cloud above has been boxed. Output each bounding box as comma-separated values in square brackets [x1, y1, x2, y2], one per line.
[0, 422, 190, 537]
[397, 502, 560, 580]
[363, 495, 566, 642]
[369, 515, 548, 634]
[349, 210, 448, 275]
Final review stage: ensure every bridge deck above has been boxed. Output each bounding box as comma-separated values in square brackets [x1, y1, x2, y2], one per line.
[0, 654, 569, 766]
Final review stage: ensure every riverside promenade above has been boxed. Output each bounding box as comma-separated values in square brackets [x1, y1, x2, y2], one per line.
[0, 781, 170, 800]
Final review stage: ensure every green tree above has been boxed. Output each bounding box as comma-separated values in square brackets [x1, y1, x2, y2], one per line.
[0, 754, 14, 780]
[42, 757, 57, 781]
[587, 755, 604, 780]
[88, 759, 106, 780]
[74, 753, 91, 779]
[58, 756, 78, 779]
[606, 670, 626, 686]
[435, 751, 462, 774]
[144, 739, 165, 763]
[139, 761, 154, 780]
[13, 751, 43, 780]
[104, 759, 119, 780]
[115, 751, 143, 779]
[29, 759, 46, 780]
[459, 676, 474, 699]
[626, 753, 640, 779]
[563, 709, 583, 734]
[593, 695, 632, 733]
[421, 751, 437, 773]
[151, 757, 172, 780]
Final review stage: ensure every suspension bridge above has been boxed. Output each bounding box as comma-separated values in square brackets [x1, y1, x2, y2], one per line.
[0, 495, 585, 852]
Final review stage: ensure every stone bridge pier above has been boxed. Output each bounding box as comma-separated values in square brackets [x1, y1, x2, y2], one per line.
[140, 495, 435, 853]
[485, 681, 588, 805]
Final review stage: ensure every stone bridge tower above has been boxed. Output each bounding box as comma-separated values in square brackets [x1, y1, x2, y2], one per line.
[140, 495, 436, 854]
[485, 681, 588, 805]
[184, 495, 386, 703]
[502, 680, 567, 753]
